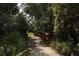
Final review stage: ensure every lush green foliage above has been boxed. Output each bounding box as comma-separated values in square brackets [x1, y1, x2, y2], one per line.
[0, 3, 79, 56]
[50, 40, 79, 55]
[24, 3, 79, 55]
[0, 31, 27, 56]
[0, 4, 29, 56]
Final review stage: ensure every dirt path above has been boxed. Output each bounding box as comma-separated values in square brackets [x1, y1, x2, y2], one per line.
[27, 36, 60, 56]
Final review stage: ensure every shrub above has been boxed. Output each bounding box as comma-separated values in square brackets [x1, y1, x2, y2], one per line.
[50, 40, 71, 55]
[0, 31, 28, 56]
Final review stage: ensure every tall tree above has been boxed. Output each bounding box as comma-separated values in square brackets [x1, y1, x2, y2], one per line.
[23, 3, 54, 39]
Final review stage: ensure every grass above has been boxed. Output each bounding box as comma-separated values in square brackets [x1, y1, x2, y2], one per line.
[50, 39, 79, 56]
[0, 31, 30, 56]
[50, 40, 71, 55]
[17, 49, 31, 56]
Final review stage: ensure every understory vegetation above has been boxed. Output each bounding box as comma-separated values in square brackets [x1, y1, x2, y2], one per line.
[50, 40, 79, 55]
[0, 3, 79, 56]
